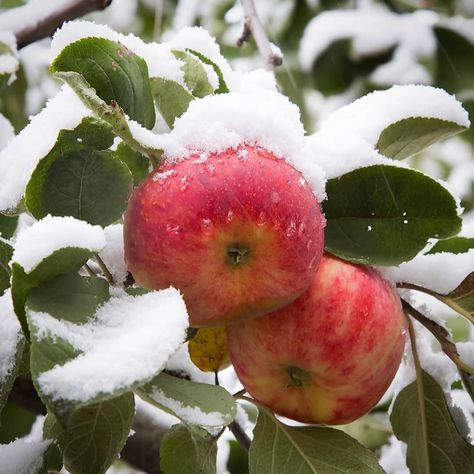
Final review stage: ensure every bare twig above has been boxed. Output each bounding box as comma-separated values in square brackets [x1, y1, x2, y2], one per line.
[238, 0, 283, 70]
[83, 262, 96, 277]
[1, 0, 113, 50]
[94, 254, 115, 285]
[153, 0, 165, 41]
[229, 420, 251, 450]
[402, 299, 474, 375]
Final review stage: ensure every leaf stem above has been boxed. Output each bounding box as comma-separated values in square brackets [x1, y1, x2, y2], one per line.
[229, 419, 251, 450]
[83, 262, 96, 277]
[406, 315, 431, 471]
[402, 299, 474, 375]
[94, 254, 114, 285]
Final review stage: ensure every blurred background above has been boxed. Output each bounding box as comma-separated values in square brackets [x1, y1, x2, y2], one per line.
[0, 1, 473, 472]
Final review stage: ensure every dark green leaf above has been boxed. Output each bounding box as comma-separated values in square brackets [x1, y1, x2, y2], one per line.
[11, 247, 98, 338]
[160, 423, 217, 474]
[391, 370, 474, 474]
[434, 27, 474, 94]
[173, 50, 214, 98]
[250, 408, 384, 473]
[436, 272, 474, 325]
[428, 236, 474, 255]
[115, 142, 149, 185]
[0, 214, 18, 239]
[59, 393, 135, 474]
[137, 372, 236, 427]
[51, 37, 155, 129]
[376, 117, 466, 160]
[186, 49, 229, 93]
[323, 165, 462, 265]
[25, 118, 133, 226]
[0, 239, 12, 295]
[150, 77, 194, 128]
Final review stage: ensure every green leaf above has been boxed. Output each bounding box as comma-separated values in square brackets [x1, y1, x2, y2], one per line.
[186, 49, 229, 94]
[436, 272, 474, 325]
[51, 37, 155, 129]
[0, 239, 12, 295]
[391, 370, 474, 474]
[376, 117, 466, 160]
[11, 247, 99, 339]
[59, 394, 134, 474]
[160, 423, 217, 474]
[323, 165, 462, 265]
[249, 408, 384, 473]
[137, 372, 236, 427]
[173, 50, 215, 98]
[150, 77, 194, 128]
[427, 236, 474, 255]
[115, 142, 149, 185]
[434, 27, 474, 95]
[0, 214, 18, 239]
[25, 117, 133, 226]
[53, 71, 162, 166]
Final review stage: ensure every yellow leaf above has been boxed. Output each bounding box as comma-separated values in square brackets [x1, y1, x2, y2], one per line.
[188, 326, 230, 372]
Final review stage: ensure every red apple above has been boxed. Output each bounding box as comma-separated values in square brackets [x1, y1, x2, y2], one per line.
[124, 144, 325, 327]
[227, 253, 407, 425]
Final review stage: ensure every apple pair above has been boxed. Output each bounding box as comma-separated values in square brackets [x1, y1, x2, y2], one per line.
[124, 145, 406, 425]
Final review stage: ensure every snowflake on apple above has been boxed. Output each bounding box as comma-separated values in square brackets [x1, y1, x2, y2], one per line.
[0, 17, 473, 474]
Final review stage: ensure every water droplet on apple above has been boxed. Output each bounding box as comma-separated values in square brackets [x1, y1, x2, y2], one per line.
[166, 223, 182, 235]
[179, 176, 189, 191]
[270, 192, 280, 204]
[298, 177, 306, 187]
[201, 218, 213, 230]
[257, 211, 266, 226]
[299, 222, 306, 234]
[286, 221, 296, 237]
[226, 209, 234, 222]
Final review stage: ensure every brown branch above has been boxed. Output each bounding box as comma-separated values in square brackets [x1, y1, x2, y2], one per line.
[229, 420, 251, 450]
[1, 0, 113, 50]
[401, 299, 474, 375]
[238, 0, 283, 70]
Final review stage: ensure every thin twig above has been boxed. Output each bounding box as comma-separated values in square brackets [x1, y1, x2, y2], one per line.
[83, 262, 96, 277]
[229, 420, 251, 450]
[238, 0, 283, 70]
[402, 299, 474, 375]
[153, 0, 165, 41]
[397, 282, 440, 298]
[95, 254, 114, 285]
[1, 0, 113, 50]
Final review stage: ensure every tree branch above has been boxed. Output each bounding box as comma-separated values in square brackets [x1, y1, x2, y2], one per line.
[238, 0, 283, 70]
[0, 0, 113, 50]
[401, 299, 474, 375]
[229, 420, 251, 450]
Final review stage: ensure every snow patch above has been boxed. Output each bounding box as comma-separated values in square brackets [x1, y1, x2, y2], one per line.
[12, 215, 105, 273]
[99, 224, 127, 285]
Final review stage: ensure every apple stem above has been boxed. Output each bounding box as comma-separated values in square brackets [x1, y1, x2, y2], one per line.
[287, 365, 311, 387]
[402, 299, 474, 376]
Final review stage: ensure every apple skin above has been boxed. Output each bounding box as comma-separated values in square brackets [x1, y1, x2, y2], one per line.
[123, 144, 325, 327]
[226, 253, 407, 425]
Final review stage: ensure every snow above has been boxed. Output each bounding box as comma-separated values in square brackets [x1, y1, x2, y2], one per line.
[379, 435, 409, 474]
[33, 288, 188, 402]
[0, 290, 21, 388]
[99, 224, 127, 285]
[299, 8, 436, 86]
[12, 215, 105, 273]
[0, 32, 19, 84]
[0, 85, 90, 213]
[147, 386, 227, 426]
[163, 90, 327, 202]
[0, 415, 50, 474]
[0, 113, 14, 151]
[382, 246, 474, 294]
[318, 85, 470, 147]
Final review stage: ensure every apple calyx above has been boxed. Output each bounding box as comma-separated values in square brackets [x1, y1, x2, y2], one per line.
[287, 366, 311, 388]
[226, 243, 251, 267]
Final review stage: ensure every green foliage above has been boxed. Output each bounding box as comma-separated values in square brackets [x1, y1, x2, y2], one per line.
[160, 423, 218, 474]
[0, 214, 18, 239]
[51, 37, 155, 129]
[323, 165, 462, 265]
[138, 372, 236, 426]
[249, 408, 384, 473]
[0, 239, 12, 295]
[428, 236, 474, 255]
[377, 117, 466, 160]
[25, 118, 133, 226]
[391, 370, 474, 473]
[114, 141, 150, 185]
[173, 50, 215, 97]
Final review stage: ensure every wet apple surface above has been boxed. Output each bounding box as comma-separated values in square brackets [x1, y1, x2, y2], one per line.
[227, 254, 407, 425]
[124, 144, 325, 327]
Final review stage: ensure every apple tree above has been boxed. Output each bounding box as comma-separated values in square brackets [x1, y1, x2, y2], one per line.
[0, 1, 473, 473]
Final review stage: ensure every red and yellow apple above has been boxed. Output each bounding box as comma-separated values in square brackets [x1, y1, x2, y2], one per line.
[227, 253, 407, 425]
[124, 144, 325, 327]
